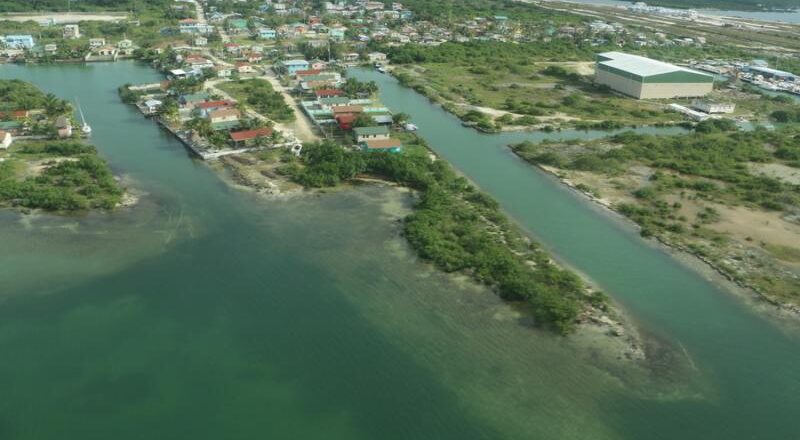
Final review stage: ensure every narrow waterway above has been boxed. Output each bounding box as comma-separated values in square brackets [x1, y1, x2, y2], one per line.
[0, 62, 798, 440]
[352, 68, 800, 439]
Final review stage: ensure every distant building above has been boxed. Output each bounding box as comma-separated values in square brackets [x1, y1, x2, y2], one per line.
[595, 52, 713, 99]
[63, 24, 80, 39]
[179, 19, 214, 35]
[744, 65, 797, 82]
[2, 35, 35, 49]
[89, 38, 106, 48]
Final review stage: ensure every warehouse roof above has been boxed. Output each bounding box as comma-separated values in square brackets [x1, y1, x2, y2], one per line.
[597, 52, 712, 79]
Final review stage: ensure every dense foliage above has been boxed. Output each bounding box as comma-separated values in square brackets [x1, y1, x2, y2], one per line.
[397, 0, 584, 22]
[217, 79, 294, 122]
[388, 41, 596, 65]
[287, 141, 601, 333]
[0, 0, 170, 12]
[0, 141, 123, 211]
[0, 79, 70, 116]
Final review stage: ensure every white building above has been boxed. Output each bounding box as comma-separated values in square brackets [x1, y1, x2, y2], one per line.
[63, 24, 80, 39]
[0, 130, 12, 149]
[595, 52, 714, 99]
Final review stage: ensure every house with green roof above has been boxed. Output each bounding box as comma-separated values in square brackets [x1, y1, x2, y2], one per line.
[228, 19, 249, 34]
[353, 126, 389, 142]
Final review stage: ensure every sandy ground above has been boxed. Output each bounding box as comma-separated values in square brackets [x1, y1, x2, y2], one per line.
[0, 13, 127, 23]
[259, 71, 321, 143]
[749, 162, 800, 185]
[709, 205, 800, 250]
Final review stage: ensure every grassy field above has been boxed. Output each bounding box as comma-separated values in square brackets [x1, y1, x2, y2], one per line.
[394, 62, 683, 130]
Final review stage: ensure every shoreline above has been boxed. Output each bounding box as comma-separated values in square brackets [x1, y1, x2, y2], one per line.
[208, 141, 652, 366]
[525, 157, 800, 320]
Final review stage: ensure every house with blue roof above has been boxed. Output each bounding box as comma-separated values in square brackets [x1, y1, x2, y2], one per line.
[2, 35, 35, 49]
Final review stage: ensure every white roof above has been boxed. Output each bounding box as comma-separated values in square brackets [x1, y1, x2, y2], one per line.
[598, 52, 712, 78]
[283, 59, 309, 65]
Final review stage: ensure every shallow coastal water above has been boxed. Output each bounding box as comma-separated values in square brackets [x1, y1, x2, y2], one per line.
[0, 62, 799, 439]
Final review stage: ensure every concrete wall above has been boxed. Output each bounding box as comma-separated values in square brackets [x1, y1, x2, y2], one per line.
[595, 69, 643, 98]
[639, 82, 713, 99]
[595, 69, 712, 99]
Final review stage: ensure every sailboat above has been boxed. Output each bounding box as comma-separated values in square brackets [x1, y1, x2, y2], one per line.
[76, 98, 92, 136]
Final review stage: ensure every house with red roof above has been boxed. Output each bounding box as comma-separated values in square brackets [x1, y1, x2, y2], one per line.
[195, 100, 234, 116]
[315, 89, 344, 98]
[229, 127, 274, 146]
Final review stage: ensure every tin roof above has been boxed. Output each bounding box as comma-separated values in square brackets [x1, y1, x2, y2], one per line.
[597, 52, 712, 79]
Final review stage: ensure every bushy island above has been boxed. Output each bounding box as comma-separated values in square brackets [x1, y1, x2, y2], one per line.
[0, 79, 123, 212]
[512, 120, 800, 310]
[280, 136, 610, 334]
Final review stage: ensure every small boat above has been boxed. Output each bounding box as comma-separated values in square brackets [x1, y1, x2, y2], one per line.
[404, 123, 418, 131]
[77, 98, 92, 136]
[377, 67, 387, 74]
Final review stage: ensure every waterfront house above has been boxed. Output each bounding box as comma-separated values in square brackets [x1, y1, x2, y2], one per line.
[343, 52, 360, 63]
[229, 127, 273, 146]
[118, 39, 133, 49]
[89, 38, 106, 48]
[208, 108, 241, 124]
[195, 100, 233, 115]
[361, 138, 402, 153]
[2, 35, 35, 49]
[353, 126, 390, 142]
[55, 116, 72, 138]
[179, 92, 211, 108]
[143, 99, 163, 115]
[169, 68, 189, 80]
[0, 130, 12, 149]
[63, 24, 80, 39]
[368, 52, 387, 63]
[44, 43, 58, 55]
[185, 55, 214, 70]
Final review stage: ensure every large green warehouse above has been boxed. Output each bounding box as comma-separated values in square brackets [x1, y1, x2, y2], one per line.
[595, 52, 714, 99]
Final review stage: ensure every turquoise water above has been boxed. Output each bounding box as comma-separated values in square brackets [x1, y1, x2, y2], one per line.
[0, 61, 798, 439]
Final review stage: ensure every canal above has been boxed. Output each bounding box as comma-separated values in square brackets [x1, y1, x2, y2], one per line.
[0, 61, 798, 439]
